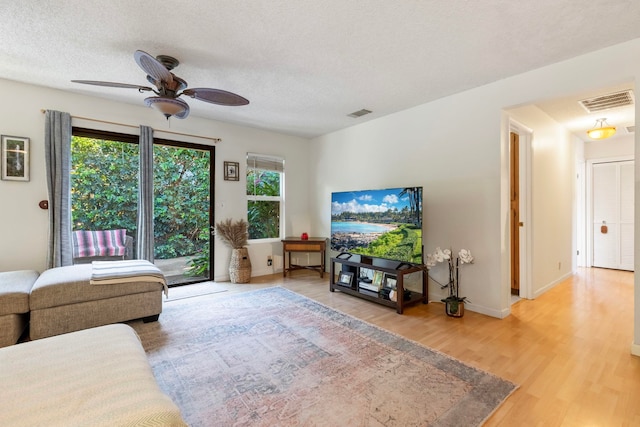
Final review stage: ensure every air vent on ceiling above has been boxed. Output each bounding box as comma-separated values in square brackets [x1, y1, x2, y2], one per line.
[626, 125, 635, 133]
[579, 90, 634, 113]
[347, 109, 372, 118]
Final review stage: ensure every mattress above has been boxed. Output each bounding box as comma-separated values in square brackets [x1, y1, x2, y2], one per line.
[0, 324, 186, 427]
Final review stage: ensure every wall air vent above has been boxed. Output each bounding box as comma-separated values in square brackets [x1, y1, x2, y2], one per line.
[626, 125, 635, 133]
[579, 90, 634, 113]
[347, 109, 372, 118]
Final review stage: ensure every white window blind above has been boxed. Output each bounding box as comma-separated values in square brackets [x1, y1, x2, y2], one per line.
[246, 153, 284, 172]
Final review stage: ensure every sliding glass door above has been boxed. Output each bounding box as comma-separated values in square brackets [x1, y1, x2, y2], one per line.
[152, 141, 212, 285]
[70, 129, 214, 285]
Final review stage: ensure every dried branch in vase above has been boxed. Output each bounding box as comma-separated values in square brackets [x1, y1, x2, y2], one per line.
[213, 218, 249, 249]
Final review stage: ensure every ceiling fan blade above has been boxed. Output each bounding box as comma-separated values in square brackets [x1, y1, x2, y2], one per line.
[134, 50, 173, 85]
[72, 80, 153, 91]
[182, 88, 249, 106]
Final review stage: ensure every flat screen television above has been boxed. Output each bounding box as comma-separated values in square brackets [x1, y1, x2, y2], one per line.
[331, 186, 423, 264]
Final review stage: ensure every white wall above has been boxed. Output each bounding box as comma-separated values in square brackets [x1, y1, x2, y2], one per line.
[311, 92, 505, 317]
[310, 37, 640, 335]
[0, 78, 310, 279]
[584, 133, 635, 159]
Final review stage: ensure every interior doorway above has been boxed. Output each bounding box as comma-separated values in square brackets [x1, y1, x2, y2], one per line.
[510, 132, 520, 295]
[509, 121, 532, 301]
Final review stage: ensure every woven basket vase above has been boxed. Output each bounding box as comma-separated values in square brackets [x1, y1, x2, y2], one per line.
[229, 247, 252, 283]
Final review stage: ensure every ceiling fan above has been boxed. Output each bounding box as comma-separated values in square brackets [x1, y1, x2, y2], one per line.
[72, 50, 249, 119]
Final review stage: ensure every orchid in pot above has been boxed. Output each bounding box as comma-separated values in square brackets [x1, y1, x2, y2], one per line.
[426, 247, 474, 317]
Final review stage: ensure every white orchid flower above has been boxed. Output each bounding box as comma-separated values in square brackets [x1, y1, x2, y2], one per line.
[425, 253, 437, 268]
[443, 248, 451, 260]
[459, 249, 474, 264]
[433, 247, 446, 262]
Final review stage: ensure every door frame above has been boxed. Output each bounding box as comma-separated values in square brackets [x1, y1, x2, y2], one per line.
[509, 119, 533, 300]
[585, 155, 634, 268]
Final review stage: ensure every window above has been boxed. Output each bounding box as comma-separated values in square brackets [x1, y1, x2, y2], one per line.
[246, 153, 284, 240]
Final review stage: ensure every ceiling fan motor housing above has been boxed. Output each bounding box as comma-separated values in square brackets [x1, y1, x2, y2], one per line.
[155, 55, 179, 71]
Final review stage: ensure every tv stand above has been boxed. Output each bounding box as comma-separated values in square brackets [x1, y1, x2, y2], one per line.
[329, 255, 427, 314]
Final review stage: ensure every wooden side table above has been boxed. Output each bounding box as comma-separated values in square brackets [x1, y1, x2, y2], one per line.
[282, 237, 327, 278]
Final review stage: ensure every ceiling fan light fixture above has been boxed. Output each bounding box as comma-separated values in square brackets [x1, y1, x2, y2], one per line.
[587, 118, 616, 140]
[144, 96, 190, 119]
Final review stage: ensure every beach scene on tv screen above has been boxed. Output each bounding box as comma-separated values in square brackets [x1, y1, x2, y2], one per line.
[331, 187, 423, 264]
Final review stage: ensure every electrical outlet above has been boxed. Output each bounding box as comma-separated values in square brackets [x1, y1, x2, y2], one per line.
[267, 256, 273, 266]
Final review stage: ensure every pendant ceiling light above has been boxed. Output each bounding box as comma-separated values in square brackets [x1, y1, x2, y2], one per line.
[144, 96, 190, 119]
[586, 118, 616, 140]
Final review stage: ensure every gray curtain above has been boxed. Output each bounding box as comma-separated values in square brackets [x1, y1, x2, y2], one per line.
[44, 110, 72, 268]
[136, 125, 155, 262]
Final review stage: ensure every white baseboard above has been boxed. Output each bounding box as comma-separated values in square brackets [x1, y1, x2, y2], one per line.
[533, 271, 573, 299]
[213, 274, 230, 282]
[251, 266, 275, 277]
[464, 302, 510, 319]
[429, 289, 507, 319]
[631, 342, 640, 357]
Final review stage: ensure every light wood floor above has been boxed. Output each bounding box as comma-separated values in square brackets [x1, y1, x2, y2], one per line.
[172, 267, 640, 426]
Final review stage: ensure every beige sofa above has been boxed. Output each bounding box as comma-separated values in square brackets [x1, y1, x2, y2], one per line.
[0, 261, 165, 345]
[29, 263, 164, 340]
[0, 270, 39, 347]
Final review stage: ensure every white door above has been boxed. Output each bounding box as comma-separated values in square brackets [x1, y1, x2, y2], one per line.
[591, 160, 634, 271]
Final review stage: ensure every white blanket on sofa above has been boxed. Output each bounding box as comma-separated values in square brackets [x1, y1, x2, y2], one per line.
[90, 259, 168, 297]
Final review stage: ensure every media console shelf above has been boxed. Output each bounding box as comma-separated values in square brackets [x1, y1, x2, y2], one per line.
[329, 254, 427, 314]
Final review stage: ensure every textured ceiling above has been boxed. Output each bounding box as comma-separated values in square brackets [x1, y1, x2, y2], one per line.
[1, 1, 640, 138]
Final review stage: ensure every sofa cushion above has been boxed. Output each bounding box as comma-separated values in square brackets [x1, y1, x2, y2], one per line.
[0, 270, 39, 316]
[30, 264, 164, 310]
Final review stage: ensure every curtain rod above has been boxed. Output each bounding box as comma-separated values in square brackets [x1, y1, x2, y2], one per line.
[40, 109, 221, 143]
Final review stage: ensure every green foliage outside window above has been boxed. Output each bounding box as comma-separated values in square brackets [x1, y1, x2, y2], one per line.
[71, 137, 139, 235]
[246, 169, 281, 239]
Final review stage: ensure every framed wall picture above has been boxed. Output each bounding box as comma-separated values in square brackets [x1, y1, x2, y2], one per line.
[224, 161, 239, 181]
[336, 271, 354, 287]
[1, 136, 30, 181]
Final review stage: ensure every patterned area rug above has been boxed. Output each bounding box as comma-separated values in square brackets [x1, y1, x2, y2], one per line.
[132, 287, 517, 426]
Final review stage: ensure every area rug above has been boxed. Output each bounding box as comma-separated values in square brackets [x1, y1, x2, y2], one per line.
[132, 287, 517, 426]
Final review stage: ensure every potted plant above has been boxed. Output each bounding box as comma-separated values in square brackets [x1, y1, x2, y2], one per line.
[426, 247, 474, 317]
[213, 218, 251, 283]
